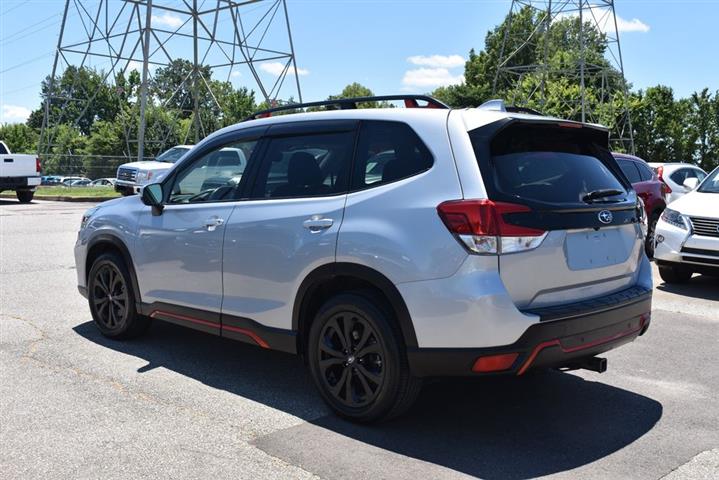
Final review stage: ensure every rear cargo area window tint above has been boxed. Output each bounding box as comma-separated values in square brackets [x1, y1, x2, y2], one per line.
[486, 124, 625, 204]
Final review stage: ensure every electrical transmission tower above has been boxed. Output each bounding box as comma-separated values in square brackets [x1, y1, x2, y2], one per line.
[39, 0, 302, 164]
[494, 0, 634, 152]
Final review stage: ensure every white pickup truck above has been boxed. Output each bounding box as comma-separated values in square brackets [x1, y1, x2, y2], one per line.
[0, 141, 41, 203]
[115, 145, 192, 196]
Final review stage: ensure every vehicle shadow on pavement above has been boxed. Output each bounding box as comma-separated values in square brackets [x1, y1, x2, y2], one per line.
[656, 274, 719, 301]
[74, 320, 663, 480]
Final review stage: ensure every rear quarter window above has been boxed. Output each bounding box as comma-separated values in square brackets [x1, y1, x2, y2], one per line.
[351, 121, 433, 191]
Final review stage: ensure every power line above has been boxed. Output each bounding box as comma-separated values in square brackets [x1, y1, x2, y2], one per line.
[1, 0, 30, 16]
[0, 52, 53, 75]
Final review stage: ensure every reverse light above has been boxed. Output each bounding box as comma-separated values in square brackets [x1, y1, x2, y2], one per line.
[437, 199, 547, 255]
[661, 208, 689, 230]
[472, 353, 519, 373]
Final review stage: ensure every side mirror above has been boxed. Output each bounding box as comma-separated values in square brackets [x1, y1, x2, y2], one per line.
[141, 183, 164, 215]
[682, 177, 699, 190]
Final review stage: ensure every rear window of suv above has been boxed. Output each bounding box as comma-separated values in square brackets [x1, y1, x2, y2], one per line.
[474, 123, 627, 204]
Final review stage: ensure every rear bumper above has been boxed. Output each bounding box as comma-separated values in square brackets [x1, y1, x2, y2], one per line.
[407, 286, 652, 377]
[0, 176, 40, 189]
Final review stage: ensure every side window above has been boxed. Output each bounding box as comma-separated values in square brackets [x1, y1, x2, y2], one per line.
[670, 168, 689, 185]
[352, 121, 433, 190]
[251, 131, 354, 199]
[617, 159, 641, 184]
[637, 162, 654, 181]
[168, 139, 257, 204]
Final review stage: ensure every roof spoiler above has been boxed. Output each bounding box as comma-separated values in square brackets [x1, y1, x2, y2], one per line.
[477, 99, 544, 116]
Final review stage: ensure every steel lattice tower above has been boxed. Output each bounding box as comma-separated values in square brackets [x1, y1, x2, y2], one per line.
[494, 0, 634, 152]
[39, 0, 302, 162]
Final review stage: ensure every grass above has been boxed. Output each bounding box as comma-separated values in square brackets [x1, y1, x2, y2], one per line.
[1, 186, 121, 198]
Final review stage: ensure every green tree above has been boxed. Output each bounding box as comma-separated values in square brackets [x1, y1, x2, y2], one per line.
[151, 59, 214, 117]
[0, 124, 39, 153]
[688, 89, 719, 171]
[27, 66, 123, 135]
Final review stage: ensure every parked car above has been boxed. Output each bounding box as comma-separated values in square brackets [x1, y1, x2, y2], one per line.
[613, 153, 666, 256]
[0, 140, 41, 203]
[654, 166, 719, 283]
[75, 96, 652, 422]
[648, 162, 707, 204]
[115, 145, 193, 196]
[90, 178, 116, 187]
[61, 176, 90, 186]
[70, 179, 92, 187]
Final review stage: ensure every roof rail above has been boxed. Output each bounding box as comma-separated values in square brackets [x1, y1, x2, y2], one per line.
[243, 95, 449, 121]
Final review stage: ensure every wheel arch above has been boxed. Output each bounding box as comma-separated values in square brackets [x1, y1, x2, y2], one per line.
[293, 263, 418, 357]
[86, 234, 142, 308]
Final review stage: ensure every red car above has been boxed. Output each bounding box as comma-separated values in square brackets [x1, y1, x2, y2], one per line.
[613, 153, 667, 257]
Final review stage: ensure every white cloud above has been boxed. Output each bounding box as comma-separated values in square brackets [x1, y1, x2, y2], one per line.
[125, 61, 156, 74]
[231, 71, 241, 78]
[259, 62, 309, 77]
[407, 54, 465, 69]
[1, 104, 32, 124]
[151, 13, 183, 29]
[615, 16, 650, 33]
[558, 8, 649, 33]
[402, 68, 464, 88]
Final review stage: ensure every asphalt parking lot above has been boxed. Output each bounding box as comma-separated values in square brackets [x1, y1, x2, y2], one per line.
[1, 199, 717, 480]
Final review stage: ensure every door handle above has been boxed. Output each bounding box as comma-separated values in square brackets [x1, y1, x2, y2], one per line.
[303, 215, 333, 232]
[204, 217, 225, 231]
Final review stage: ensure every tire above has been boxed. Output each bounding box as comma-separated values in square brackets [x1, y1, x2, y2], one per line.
[16, 190, 34, 203]
[658, 264, 693, 284]
[87, 252, 150, 339]
[307, 292, 422, 423]
[645, 213, 659, 258]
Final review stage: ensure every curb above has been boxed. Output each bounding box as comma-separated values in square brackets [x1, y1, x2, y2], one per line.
[0, 194, 119, 202]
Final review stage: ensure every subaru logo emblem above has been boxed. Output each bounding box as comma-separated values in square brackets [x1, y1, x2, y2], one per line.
[598, 210, 613, 224]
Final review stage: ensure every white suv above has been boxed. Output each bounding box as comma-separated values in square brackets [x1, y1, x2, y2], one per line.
[75, 96, 653, 422]
[654, 166, 719, 282]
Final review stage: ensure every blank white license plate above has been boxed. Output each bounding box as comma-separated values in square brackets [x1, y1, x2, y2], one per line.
[565, 228, 629, 270]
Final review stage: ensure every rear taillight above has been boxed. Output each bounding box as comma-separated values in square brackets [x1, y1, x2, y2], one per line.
[656, 166, 672, 196]
[36, 157, 41, 173]
[437, 199, 547, 255]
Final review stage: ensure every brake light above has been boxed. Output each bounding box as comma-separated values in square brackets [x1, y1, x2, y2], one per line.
[437, 200, 547, 254]
[36, 157, 41, 173]
[656, 166, 672, 196]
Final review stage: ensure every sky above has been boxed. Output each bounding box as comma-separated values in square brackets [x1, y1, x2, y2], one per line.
[1, 0, 719, 125]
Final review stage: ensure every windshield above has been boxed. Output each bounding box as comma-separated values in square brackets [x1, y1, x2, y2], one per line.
[697, 168, 719, 193]
[156, 147, 190, 163]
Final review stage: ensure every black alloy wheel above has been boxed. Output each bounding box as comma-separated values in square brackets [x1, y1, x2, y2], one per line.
[92, 263, 129, 330]
[88, 252, 149, 339]
[317, 313, 386, 408]
[308, 292, 422, 423]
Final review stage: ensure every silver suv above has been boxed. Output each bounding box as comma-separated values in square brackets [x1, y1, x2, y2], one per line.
[75, 96, 653, 422]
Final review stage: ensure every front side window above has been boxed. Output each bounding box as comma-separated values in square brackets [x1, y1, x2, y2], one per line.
[251, 131, 354, 199]
[169, 140, 257, 203]
[156, 147, 190, 163]
[352, 121, 433, 190]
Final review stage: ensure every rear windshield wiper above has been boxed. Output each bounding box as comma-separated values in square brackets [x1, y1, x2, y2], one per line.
[582, 188, 625, 203]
